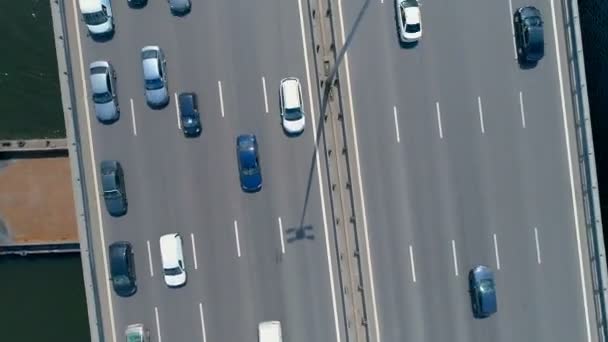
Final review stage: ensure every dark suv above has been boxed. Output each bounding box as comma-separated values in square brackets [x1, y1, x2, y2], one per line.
[514, 6, 544, 64]
[178, 92, 202, 137]
[109, 242, 137, 297]
[100, 160, 128, 217]
[469, 265, 497, 318]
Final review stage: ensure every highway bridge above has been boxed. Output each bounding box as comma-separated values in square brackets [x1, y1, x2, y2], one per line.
[50, 0, 608, 341]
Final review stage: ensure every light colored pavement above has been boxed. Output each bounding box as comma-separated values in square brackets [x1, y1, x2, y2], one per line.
[336, 0, 598, 341]
[62, 0, 344, 341]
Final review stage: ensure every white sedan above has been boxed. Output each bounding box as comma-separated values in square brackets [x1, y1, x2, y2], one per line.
[160, 233, 186, 287]
[396, 0, 422, 43]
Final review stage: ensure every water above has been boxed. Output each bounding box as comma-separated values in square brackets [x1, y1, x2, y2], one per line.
[0, 0, 65, 139]
[0, 254, 90, 341]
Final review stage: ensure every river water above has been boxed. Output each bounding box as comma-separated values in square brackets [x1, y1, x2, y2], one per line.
[0, 0, 606, 341]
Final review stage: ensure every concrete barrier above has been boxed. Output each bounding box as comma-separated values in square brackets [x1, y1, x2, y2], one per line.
[0, 242, 80, 256]
[0, 139, 67, 152]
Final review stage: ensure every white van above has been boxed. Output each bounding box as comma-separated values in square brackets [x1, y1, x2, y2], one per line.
[258, 321, 282, 342]
[79, 0, 114, 36]
[159, 233, 187, 287]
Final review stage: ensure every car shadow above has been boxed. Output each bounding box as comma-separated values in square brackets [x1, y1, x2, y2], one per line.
[90, 31, 115, 43]
[518, 59, 539, 70]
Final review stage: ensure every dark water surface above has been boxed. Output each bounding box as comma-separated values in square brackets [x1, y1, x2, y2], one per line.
[0, 0, 64, 139]
[0, 254, 90, 341]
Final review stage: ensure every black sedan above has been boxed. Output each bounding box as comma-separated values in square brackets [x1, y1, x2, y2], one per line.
[469, 265, 497, 318]
[514, 6, 544, 64]
[179, 92, 202, 137]
[109, 241, 137, 297]
[100, 160, 128, 217]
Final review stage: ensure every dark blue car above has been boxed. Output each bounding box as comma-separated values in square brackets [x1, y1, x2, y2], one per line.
[236, 134, 262, 192]
[469, 265, 497, 318]
[100, 160, 128, 216]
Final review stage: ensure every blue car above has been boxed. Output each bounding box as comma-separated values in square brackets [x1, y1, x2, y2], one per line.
[236, 134, 262, 192]
[469, 265, 497, 318]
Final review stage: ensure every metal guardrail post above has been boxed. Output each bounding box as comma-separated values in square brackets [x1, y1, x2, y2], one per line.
[49, 0, 104, 341]
[561, 0, 608, 340]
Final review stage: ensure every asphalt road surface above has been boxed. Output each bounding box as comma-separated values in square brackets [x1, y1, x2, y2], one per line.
[62, 0, 345, 341]
[335, 0, 599, 341]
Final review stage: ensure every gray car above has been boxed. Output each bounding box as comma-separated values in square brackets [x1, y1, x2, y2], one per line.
[141, 46, 169, 108]
[168, 0, 190, 14]
[100, 160, 127, 217]
[89, 61, 119, 122]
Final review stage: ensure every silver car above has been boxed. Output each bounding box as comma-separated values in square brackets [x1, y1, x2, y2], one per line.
[141, 46, 169, 108]
[168, 0, 190, 14]
[89, 61, 119, 122]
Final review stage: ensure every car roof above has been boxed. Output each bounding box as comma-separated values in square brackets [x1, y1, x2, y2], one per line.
[109, 242, 130, 276]
[281, 78, 301, 110]
[141, 47, 161, 79]
[258, 321, 282, 342]
[179, 92, 197, 116]
[100, 161, 119, 190]
[79, 0, 102, 13]
[90, 65, 109, 94]
[404, 7, 421, 23]
[160, 233, 181, 268]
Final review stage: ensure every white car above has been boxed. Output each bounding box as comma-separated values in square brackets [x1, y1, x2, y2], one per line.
[279, 77, 305, 135]
[78, 0, 114, 37]
[396, 0, 422, 42]
[159, 233, 186, 287]
[258, 321, 282, 342]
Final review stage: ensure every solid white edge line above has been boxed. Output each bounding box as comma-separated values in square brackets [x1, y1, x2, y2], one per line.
[493, 233, 501, 270]
[534, 227, 542, 264]
[550, 0, 592, 338]
[174, 92, 181, 130]
[436, 101, 444, 139]
[262, 76, 269, 114]
[451, 239, 459, 276]
[393, 106, 400, 143]
[296, 0, 342, 340]
[409, 245, 417, 283]
[146, 240, 154, 277]
[218, 81, 225, 118]
[335, 0, 381, 339]
[519, 91, 526, 128]
[191, 233, 198, 270]
[199, 303, 207, 342]
[278, 217, 286, 254]
[477, 96, 485, 134]
[154, 306, 162, 342]
[508, 0, 517, 60]
[130, 98, 137, 136]
[234, 220, 241, 258]
[70, 1, 117, 340]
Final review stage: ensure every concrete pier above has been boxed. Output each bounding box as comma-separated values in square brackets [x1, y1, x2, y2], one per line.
[0, 138, 67, 153]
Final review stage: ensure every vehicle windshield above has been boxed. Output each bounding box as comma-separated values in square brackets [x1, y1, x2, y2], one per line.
[164, 267, 183, 276]
[104, 189, 121, 198]
[525, 17, 542, 27]
[406, 23, 420, 33]
[242, 166, 258, 176]
[93, 91, 112, 104]
[83, 11, 108, 26]
[284, 107, 302, 121]
[183, 116, 197, 127]
[127, 332, 144, 342]
[479, 279, 495, 293]
[145, 77, 164, 90]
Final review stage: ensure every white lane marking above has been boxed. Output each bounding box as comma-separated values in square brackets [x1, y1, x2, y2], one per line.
[493, 233, 501, 270]
[146, 240, 154, 277]
[233, 220, 241, 258]
[130, 99, 138, 136]
[297, 0, 342, 340]
[436, 101, 444, 139]
[409, 245, 417, 283]
[278, 217, 286, 254]
[191, 233, 198, 270]
[451, 240, 459, 276]
[262, 76, 269, 114]
[508, 0, 517, 59]
[174, 92, 181, 130]
[477, 96, 485, 134]
[519, 91, 526, 128]
[199, 303, 207, 342]
[550, 0, 591, 337]
[154, 307, 162, 342]
[70, 1, 117, 340]
[335, 0, 380, 339]
[393, 106, 400, 143]
[218, 81, 225, 118]
[534, 227, 542, 264]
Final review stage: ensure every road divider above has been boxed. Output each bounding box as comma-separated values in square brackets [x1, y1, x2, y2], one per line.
[451, 240, 459, 276]
[199, 303, 207, 342]
[534, 227, 542, 264]
[493, 233, 501, 270]
[508, 0, 517, 60]
[477, 96, 485, 134]
[409, 245, 417, 283]
[130, 98, 137, 136]
[234, 220, 241, 258]
[146, 240, 154, 277]
[191, 233, 198, 270]
[174, 92, 181, 130]
[436, 101, 444, 139]
[278, 217, 285, 254]
[154, 307, 162, 342]
[393, 106, 400, 143]
[262, 76, 269, 114]
[519, 91, 526, 128]
[218, 81, 225, 118]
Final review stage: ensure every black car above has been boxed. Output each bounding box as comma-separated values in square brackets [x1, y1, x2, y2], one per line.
[236, 134, 262, 192]
[469, 265, 497, 318]
[179, 92, 202, 137]
[109, 241, 137, 297]
[514, 6, 544, 64]
[100, 160, 128, 217]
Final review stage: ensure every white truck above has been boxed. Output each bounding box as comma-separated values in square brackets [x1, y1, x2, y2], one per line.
[258, 321, 282, 342]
